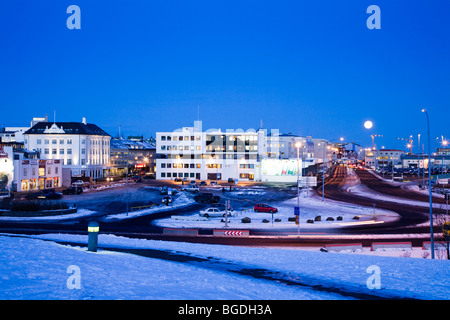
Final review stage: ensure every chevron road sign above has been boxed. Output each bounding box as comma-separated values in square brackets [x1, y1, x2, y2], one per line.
[213, 230, 249, 237]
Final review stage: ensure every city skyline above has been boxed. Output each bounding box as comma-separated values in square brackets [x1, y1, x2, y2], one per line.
[2, 1, 450, 303]
[1, 0, 449, 151]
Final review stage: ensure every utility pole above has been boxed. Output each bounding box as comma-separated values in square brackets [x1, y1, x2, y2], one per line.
[422, 108, 435, 259]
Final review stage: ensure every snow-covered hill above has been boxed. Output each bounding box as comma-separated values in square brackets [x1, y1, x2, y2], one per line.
[1, 233, 448, 300]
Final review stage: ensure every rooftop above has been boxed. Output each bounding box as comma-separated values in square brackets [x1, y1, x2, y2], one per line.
[110, 138, 155, 150]
[24, 122, 110, 136]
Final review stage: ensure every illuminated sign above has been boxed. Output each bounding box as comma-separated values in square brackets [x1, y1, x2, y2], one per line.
[261, 159, 299, 176]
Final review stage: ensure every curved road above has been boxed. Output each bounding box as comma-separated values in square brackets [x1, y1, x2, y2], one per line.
[316, 165, 444, 235]
[0, 167, 445, 247]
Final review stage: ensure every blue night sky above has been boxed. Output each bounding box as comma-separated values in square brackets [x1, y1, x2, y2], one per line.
[1, 0, 449, 151]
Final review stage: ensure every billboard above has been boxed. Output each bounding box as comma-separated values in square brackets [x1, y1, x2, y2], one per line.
[262, 159, 299, 176]
[261, 159, 300, 182]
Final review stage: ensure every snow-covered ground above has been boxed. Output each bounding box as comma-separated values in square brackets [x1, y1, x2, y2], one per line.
[1, 175, 449, 300]
[0, 208, 97, 222]
[1, 233, 448, 300]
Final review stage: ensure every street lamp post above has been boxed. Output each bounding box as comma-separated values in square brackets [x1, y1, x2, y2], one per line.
[322, 144, 326, 202]
[295, 141, 302, 235]
[422, 108, 435, 259]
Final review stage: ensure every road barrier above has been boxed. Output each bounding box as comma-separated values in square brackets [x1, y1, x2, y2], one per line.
[324, 243, 363, 252]
[371, 242, 412, 251]
[131, 203, 158, 211]
[163, 228, 198, 237]
[213, 230, 249, 237]
[171, 215, 209, 221]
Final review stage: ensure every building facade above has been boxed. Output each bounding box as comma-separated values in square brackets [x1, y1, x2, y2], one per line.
[23, 118, 111, 178]
[365, 149, 405, 168]
[156, 121, 265, 181]
[156, 122, 325, 183]
[110, 138, 156, 177]
[13, 158, 63, 192]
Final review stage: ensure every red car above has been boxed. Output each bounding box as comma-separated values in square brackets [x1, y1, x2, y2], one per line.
[254, 204, 278, 213]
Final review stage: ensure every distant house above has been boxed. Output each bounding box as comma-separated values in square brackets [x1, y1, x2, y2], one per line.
[365, 149, 404, 168]
[23, 118, 111, 179]
[13, 156, 64, 191]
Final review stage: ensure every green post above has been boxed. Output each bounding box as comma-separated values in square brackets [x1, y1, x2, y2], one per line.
[87, 221, 99, 252]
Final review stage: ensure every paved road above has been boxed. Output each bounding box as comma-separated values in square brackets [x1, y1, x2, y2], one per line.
[355, 169, 447, 204]
[316, 165, 443, 235]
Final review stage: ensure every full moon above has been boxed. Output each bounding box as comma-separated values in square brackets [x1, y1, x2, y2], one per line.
[364, 120, 373, 129]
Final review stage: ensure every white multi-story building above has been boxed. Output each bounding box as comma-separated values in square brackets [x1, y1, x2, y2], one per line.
[365, 149, 404, 169]
[266, 133, 315, 161]
[156, 121, 324, 184]
[156, 121, 265, 181]
[23, 118, 111, 178]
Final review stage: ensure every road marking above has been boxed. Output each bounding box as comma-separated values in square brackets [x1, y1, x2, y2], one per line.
[338, 220, 385, 226]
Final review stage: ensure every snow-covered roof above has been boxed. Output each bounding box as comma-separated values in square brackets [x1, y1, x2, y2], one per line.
[110, 138, 156, 150]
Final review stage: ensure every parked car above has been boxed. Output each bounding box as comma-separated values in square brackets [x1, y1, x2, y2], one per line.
[181, 185, 199, 193]
[189, 180, 197, 185]
[24, 191, 44, 200]
[62, 186, 83, 195]
[25, 189, 63, 200]
[41, 188, 63, 199]
[131, 175, 143, 182]
[209, 181, 218, 186]
[199, 207, 229, 218]
[211, 204, 236, 216]
[199, 181, 207, 186]
[72, 180, 85, 186]
[254, 203, 278, 213]
[194, 192, 220, 203]
[161, 195, 172, 205]
[228, 178, 235, 183]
